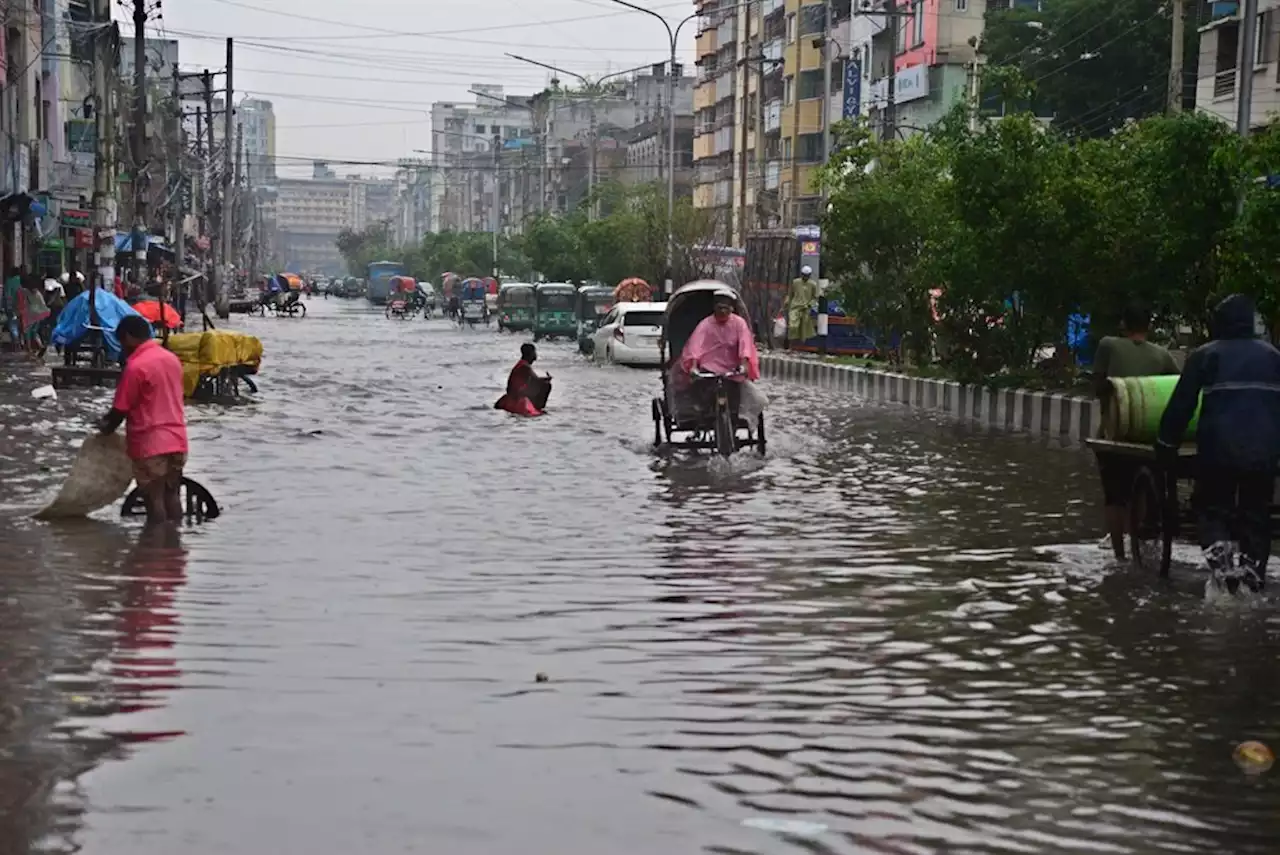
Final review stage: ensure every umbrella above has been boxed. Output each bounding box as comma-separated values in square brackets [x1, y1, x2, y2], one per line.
[615, 277, 652, 302]
[132, 299, 182, 329]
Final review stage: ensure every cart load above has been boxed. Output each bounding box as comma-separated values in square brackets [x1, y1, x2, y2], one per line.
[1101, 375, 1200, 443]
[165, 330, 263, 398]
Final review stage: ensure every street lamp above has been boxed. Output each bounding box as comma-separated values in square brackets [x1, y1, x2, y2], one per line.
[606, 0, 699, 295]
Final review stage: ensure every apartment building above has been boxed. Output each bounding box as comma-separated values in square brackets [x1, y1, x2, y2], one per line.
[1196, 0, 1280, 129]
[692, 0, 749, 239]
[275, 176, 368, 274]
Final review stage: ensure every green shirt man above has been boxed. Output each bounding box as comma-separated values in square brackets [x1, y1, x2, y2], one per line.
[1093, 304, 1179, 561]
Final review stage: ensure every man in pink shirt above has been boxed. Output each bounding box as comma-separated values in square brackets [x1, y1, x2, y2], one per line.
[99, 315, 189, 525]
[680, 292, 761, 419]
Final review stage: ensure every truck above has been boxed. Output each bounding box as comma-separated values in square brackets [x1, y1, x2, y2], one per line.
[741, 226, 879, 356]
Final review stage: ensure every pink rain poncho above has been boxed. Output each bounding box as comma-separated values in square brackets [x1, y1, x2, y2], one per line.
[679, 313, 760, 381]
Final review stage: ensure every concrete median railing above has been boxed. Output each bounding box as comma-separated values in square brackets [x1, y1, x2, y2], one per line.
[761, 354, 1100, 442]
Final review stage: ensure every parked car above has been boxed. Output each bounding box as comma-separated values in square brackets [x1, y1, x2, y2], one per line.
[592, 301, 665, 367]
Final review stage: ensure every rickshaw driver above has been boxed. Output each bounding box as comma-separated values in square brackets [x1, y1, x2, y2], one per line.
[681, 293, 761, 420]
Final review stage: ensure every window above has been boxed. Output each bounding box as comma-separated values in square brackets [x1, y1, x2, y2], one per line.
[784, 75, 794, 104]
[798, 69, 824, 99]
[783, 137, 792, 162]
[832, 58, 846, 90]
[897, 14, 908, 53]
[913, 0, 926, 47]
[955, 0, 967, 10]
[474, 124, 485, 134]
[797, 132, 823, 163]
[799, 3, 826, 37]
[786, 13, 795, 43]
[1257, 10, 1273, 66]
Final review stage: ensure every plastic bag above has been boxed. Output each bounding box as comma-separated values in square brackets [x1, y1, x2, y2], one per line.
[34, 433, 134, 519]
[739, 380, 768, 423]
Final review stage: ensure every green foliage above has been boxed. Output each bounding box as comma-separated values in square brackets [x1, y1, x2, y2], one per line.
[820, 111, 1280, 381]
[982, 0, 1182, 137]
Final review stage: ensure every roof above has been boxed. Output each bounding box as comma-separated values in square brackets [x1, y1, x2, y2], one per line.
[614, 301, 666, 313]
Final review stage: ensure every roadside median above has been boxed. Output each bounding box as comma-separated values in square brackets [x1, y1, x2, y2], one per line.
[761, 354, 1099, 443]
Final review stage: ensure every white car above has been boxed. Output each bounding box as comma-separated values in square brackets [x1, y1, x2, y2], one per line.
[592, 301, 666, 366]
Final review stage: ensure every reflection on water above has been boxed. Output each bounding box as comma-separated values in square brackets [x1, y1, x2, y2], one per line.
[2, 303, 1279, 855]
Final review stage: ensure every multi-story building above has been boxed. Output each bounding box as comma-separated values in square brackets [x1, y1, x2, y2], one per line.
[1195, 0, 1280, 130]
[119, 37, 179, 86]
[275, 177, 369, 274]
[692, 0, 748, 238]
[624, 115, 695, 191]
[430, 86, 534, 231]
[236, 99, 276, 186]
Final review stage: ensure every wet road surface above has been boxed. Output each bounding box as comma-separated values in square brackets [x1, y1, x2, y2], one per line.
[2, 297, 1280, 854]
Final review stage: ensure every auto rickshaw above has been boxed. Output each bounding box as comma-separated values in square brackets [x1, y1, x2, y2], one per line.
[532, 282, 577, 341]
[496, 282, 535, 332]
[460, 278, 489, 327]
[576, 285, 615, 355]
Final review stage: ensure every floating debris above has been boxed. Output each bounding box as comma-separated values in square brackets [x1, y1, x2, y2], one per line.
[1234, 741, 1274, 775]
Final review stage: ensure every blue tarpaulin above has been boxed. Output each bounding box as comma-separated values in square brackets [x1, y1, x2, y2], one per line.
[51, 288, 143, 359]
[114, 232, 171, 253]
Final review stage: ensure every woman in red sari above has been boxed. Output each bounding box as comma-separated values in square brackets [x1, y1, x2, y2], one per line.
[495, 343, 551, 416]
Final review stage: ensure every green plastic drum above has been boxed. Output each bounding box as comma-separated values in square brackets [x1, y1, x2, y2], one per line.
[1101, 375, 1200, 443]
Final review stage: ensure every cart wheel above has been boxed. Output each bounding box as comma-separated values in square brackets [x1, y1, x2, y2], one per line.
[296, 303, 307, 318]
[254, 303, 266, 317]
[757, 414, 767, 455]
[121, 477, 221, 521]
[1129, 466, 1163, 573]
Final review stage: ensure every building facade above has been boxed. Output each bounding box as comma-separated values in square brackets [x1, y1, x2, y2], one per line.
[1196, 0, 1280, 129]
[275, 177, 369, 274]
[236, 99, 276, 186]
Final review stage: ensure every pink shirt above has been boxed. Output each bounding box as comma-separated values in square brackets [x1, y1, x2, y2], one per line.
[113, 339, 189, 460]
[680, 313, 761, 380]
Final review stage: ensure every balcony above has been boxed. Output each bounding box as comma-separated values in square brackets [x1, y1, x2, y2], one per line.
[696, 29, 717, 58]
[714, 126, 734, 155]
[763, 0, 784, 17]
[717, 16, 737, 46]
[694, 83, 716, 111]
[765, 160, 780, 190]
[695, 163, 718, 185]
[715, 71, 736, 102]
[764, 99, 782, 133]
[763, 38, 783, 63]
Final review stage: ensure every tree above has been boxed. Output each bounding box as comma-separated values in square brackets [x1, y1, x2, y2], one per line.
[982, 0, 1182, 138]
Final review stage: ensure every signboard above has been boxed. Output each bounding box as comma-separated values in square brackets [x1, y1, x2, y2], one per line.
[74, 228, 94, 249]
[869, 64, 930, 107]
[842, 59, 862, 119]
[61, 208, 92, 228]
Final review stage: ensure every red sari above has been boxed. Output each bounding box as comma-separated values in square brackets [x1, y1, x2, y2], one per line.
[494, 359, 544, 416]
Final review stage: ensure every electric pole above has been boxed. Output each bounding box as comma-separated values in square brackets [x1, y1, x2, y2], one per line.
[171, 66, 186, 317]
[217, 38, 234, 318]
[820, 0, 833, 163]
[1237, 0, 1259, 137]
[1169, 0, 1186, 113]
[885, 0, 898, 141]
[91, 0, 118, 296]
[131, 0, 149, 287]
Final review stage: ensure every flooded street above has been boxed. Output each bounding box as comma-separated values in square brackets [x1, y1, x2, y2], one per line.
[3, 297, 1280, 854]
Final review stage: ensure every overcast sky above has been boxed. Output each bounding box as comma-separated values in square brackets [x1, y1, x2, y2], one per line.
[135, 0, 698, 177]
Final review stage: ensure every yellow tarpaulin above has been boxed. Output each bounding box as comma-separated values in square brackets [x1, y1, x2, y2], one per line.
[166, 330, 263, 397]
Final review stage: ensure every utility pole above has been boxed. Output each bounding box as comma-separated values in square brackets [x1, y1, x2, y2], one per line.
[1169, 0, 1186, 113]
[820, 0, 833, 164]
[234, 123, 243, 282]
[1237, 0, 1259, 137]
[90, 0, 117, 298]
[202, 71, 217, 308]
[491, 133, 500, 277]
[171, 66, 186, 318]
[131, 0, 149, 287]
[885, 0, 898, 141]
[587, 105, 597, 220]
[217, 38, 233, 317]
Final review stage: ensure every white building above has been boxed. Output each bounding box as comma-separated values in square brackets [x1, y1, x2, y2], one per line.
[119, 37, 179, 87]
[430, 85, 534, 231]
[236, 99, 276, 186]
[1196, 0, 1280, 130]
[275, 177, 369, 274]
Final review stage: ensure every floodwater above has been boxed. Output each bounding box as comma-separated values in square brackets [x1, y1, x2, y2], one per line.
[2, 297, 1279, 855]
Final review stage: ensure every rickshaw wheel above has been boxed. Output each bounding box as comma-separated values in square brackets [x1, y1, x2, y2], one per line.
[1129, 466, 1163, 572]
[122, 477, 221, 521]
[714, 404, 735, 458]
[255, 303, 266, 317]
[756, 414, 767, 455]
[295, 303, 307, 318]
